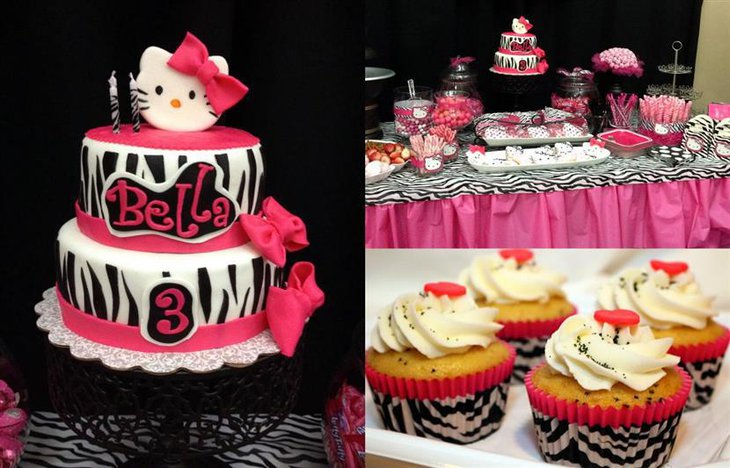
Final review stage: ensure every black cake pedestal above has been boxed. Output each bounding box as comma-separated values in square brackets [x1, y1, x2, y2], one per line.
[45, 343, 302, 467]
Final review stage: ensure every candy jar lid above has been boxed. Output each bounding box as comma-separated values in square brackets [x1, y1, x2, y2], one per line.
[441, 56, 479, 85]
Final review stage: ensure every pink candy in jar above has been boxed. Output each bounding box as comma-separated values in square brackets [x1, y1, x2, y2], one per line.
[393, 85, 435, 137]
[432, 92, 483, 130]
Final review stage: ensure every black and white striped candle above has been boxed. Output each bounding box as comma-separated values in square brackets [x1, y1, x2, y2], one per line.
[129, 73, 141, 133]
[108, 71, 120, 134]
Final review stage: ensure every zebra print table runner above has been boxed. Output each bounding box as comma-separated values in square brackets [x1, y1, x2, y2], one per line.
[366, 123, 730, 206]
[21, 411, 327, 467]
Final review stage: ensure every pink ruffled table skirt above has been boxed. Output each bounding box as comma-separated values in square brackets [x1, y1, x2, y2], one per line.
[366, 179, 730, 248]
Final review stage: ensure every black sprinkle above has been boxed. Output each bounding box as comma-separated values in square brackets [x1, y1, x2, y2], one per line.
[634, 395, 639, 399]
[431, 368, 436, 373]
[613, 397, 619, 402]
[649, 390, 655, 395]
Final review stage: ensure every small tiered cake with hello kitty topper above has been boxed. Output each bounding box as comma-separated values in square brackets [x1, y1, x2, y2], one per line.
[45, 33, 323, 370]
[490, 17, 549, 76]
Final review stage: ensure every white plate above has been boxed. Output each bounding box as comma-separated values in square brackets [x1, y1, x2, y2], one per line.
[365, 165, 395, 185]
[482, 134, 593, 147]
[390, 162, 407, 173]
[468, 150, 609, 173]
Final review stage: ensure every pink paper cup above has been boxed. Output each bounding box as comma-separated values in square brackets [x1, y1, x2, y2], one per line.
[525, 364, 691, 467]
[669, 324, 730, 409]
[366, 343, 516, 444]
[496, 307, 577, 383]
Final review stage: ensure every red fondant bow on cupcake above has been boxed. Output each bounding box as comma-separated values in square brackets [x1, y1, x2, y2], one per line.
[266, 262, 325, 356]
[167, 32, 249, 115]
[239, 197, 309, 267]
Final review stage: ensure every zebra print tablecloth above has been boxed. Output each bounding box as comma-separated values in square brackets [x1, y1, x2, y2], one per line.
[21, 412, 327, 467]
[366, 123, 730, 206]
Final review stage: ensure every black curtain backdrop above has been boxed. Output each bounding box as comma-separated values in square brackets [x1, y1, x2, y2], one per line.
[1, 1, 363, 413]
[366, 0, 703, 118]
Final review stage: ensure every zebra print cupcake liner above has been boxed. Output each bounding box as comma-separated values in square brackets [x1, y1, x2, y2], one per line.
[503, 336, 548, 383]
[530, 407, 683, 467]
[525, 365, 691, 467]
[495, 308, 576, 383]
[669, 326, 730, 410]
[366, 344, 515, 444]
[370, 380, 510, 444]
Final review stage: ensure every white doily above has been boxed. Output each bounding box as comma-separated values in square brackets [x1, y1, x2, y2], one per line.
[35, 288, 281, 375]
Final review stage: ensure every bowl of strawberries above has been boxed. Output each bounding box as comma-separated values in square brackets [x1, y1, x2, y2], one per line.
[365, 140, 412, 173]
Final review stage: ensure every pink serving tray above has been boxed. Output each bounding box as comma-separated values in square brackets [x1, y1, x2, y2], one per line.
[598, 129, 654, 158]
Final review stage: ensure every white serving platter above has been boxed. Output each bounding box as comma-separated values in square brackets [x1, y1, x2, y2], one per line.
[481, 134, 593, 147]
[365, 165, 395, 185]
[468, 149, 609, 173]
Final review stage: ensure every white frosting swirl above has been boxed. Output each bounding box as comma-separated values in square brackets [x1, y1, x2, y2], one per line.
[459, 255, 566, 304]
[370, 292, 503, 358]
[545, 315, 679, 391]
[598, 268, 716, 330]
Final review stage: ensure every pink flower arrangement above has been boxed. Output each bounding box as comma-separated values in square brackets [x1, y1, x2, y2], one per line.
[592, 47, 644, 77]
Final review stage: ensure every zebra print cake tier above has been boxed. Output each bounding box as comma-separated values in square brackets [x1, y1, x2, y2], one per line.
[55, 219, 282, 350]
[79, 125, 264, 245]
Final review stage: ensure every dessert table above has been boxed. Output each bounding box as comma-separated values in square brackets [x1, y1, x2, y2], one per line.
[21, 412, 327, 467]
[366, 123, 730, 248]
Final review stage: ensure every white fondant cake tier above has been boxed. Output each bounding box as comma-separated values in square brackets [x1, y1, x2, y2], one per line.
[78, 132, 265, 242]
[55, 219, 280, 327]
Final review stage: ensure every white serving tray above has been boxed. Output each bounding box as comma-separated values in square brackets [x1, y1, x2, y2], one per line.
[482, 134, 593, 147]
[365, 274, 730, 468]
[468, 149, 609, 173]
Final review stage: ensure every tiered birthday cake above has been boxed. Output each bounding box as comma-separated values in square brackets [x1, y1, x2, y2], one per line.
[490, 17, 548, 76]
[53, 33, 323, 358]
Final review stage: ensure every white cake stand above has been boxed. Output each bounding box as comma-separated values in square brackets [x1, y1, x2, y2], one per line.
[35, 288, 281, 375]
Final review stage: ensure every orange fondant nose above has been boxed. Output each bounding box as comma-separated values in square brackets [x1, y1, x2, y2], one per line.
[170, 99, 181, 108]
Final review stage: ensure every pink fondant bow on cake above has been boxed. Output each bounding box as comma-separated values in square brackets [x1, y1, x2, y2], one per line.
[266, 262, 325, 356]
[239, 197, 309, 267]
[167, 32, 249, 115]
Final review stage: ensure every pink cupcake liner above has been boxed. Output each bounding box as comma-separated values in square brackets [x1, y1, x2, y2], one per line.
[496, 306, 577, 339]
[669, 324, 730, 363]
[366, 342, 516, 400]
[524, 364, 691, 429]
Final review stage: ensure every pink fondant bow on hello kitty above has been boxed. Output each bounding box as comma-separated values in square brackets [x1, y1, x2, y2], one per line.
[266, 262, 325, 356]
[239, 197, 309, 267]
[167, 32, 249, 115]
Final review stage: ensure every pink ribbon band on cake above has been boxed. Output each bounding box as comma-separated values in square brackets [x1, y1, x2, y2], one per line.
[524, 364, 691, 428]
[366, 344, 516, 400]
[167, 32, 248, 115]
[496, 307, 577, 339]
[55, 262, 323, 356]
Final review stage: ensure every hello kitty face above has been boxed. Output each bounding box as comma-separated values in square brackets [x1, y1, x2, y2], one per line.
[685, 136, 703, 152]
[716, 142, 730, 157]
[424, 157, 442, 171]
[412, 107, 429, 119]
[511, 17, 532, 34]
[136, 47, 227, 132]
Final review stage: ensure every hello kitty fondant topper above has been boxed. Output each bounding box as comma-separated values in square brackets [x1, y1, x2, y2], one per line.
[511, 16, 533, 34]
[135, 32, 248, 132]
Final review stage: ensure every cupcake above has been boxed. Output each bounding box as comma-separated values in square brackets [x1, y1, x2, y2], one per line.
[366, 281, 516, 444]
[459, 249, 575, 381]
[599, 259, 730, 409]
[526, 310, 691, 467]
